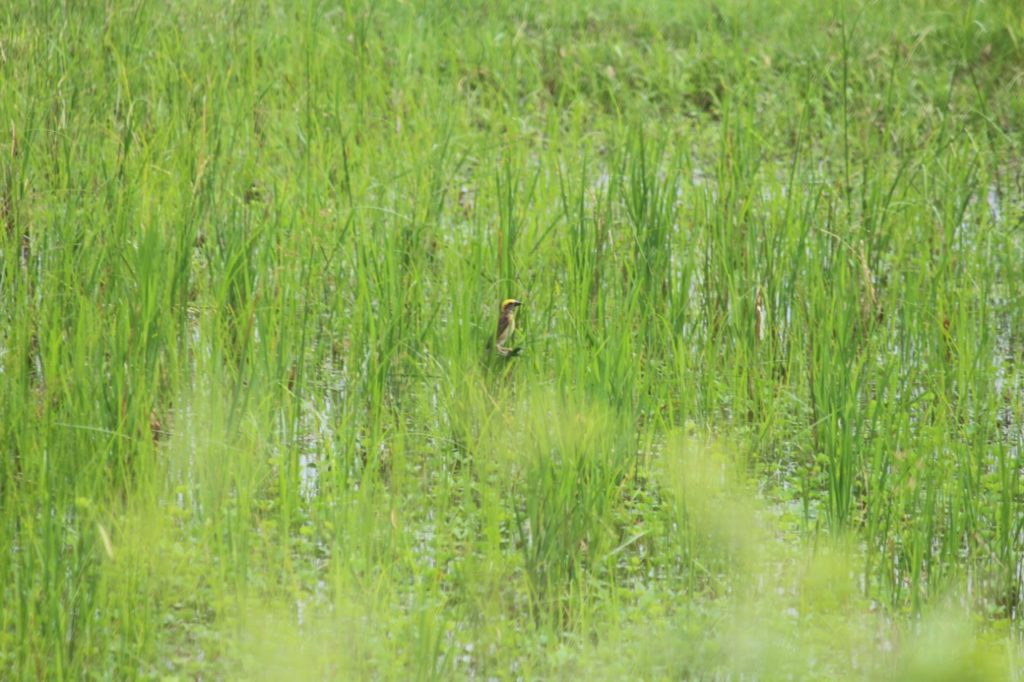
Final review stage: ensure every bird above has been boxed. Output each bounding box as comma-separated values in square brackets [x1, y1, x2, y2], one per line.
[495, 298, 522, 357]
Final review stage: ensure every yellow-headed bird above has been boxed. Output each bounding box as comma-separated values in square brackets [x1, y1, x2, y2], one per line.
[495, 298, 522, 356]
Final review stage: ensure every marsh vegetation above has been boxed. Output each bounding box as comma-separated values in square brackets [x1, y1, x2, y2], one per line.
[2, 0, 1023, 678]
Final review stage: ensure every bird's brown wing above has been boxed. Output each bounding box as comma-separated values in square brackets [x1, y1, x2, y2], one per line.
[496, 313, 512, 343]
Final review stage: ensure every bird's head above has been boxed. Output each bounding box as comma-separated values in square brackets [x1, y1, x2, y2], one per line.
[500, 298, 522, 313]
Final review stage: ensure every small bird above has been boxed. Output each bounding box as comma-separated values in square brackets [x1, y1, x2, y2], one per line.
[495, 298, 523, 356]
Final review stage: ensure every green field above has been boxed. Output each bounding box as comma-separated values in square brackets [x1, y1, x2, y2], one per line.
[3, 0, 1024, 678]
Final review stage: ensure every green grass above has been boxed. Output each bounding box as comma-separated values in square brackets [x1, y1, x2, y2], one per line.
[2, 0, 1024, 678]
